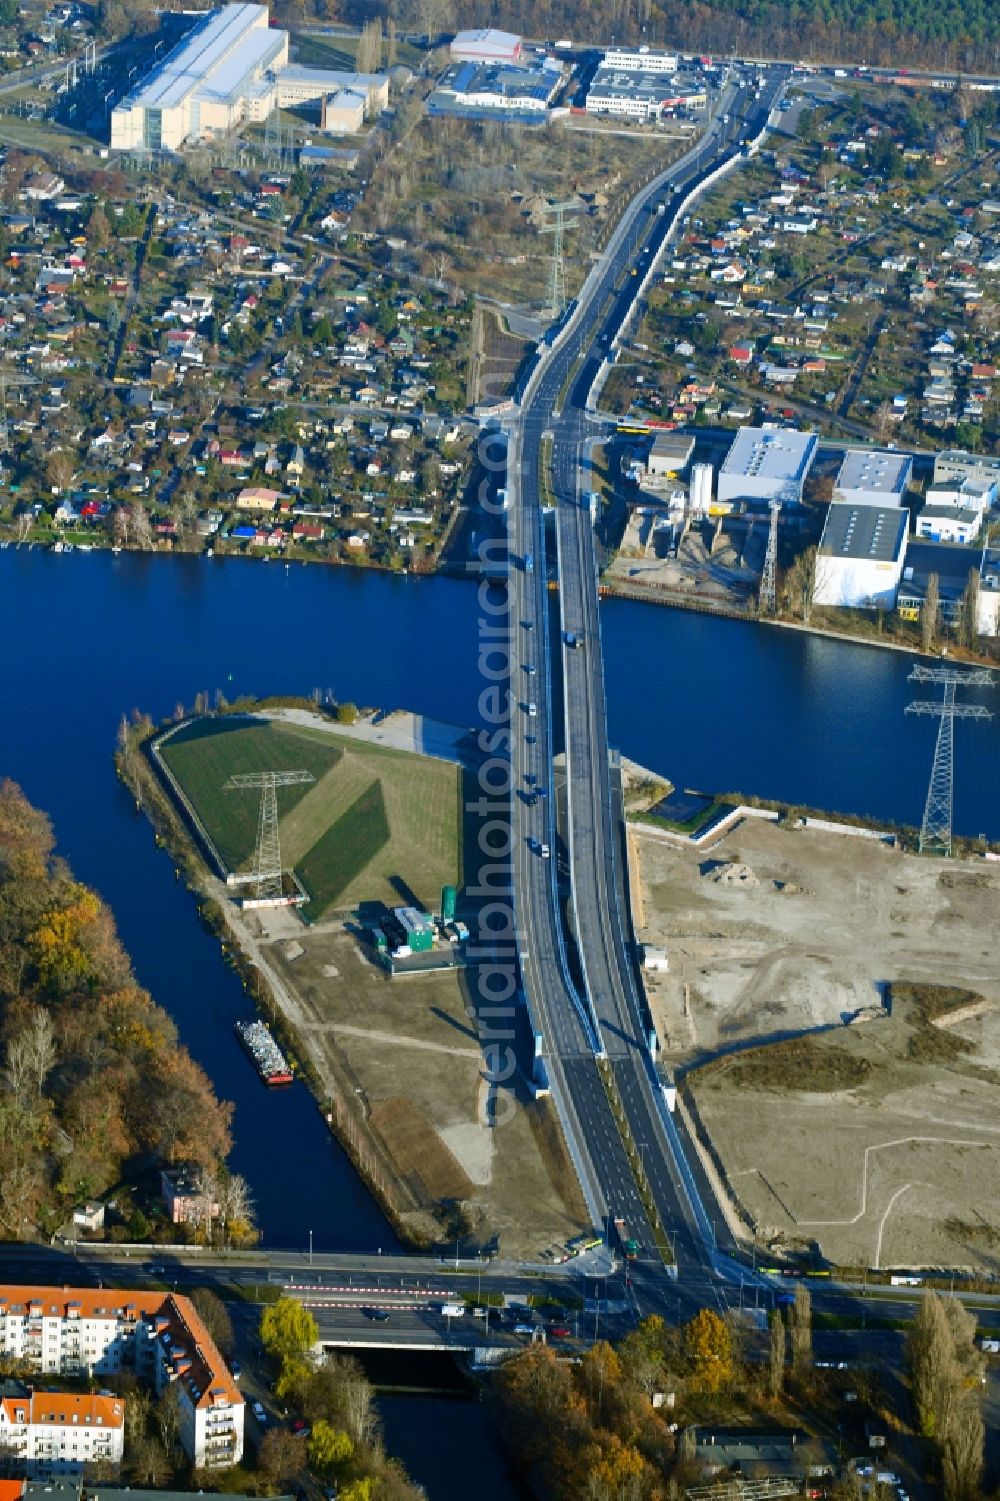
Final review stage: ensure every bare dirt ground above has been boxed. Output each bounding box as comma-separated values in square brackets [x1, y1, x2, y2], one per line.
[631, 816, 1000, 1268]
[608, 511, 761, 605]
[232, 902, 588, 1259]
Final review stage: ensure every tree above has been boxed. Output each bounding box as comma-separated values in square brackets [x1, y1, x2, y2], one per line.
[154, 1382, 183, 1463]
[767, 1310, 785, 1399]
[789, 1285, 812, 1380]
[922, 571, 940, 651]
[941, 1397, 984, 1501]
[128, 1434, 170, 1487]
[356, 18, 382, 72]
[958, 567, 981, 649]
[336, 702, 359, 725]
[908, 1292, 984, 1499]
[308, 1420, 353, 1477]
[87, 204, 111, 250]
[191, 1287, 234, 1355]
[261, 1297, 318, 1364]
[259, 1427, 308, 1488]
[218, 1172, 256, 1246]
[46, 449, 74, 494]
[684, 1309, 733, 1394]
[782, 544, 819, 623]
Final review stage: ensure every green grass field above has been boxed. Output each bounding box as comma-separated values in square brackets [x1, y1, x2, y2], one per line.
[160, 718, 342, 872]
[160, 715, 461, 916]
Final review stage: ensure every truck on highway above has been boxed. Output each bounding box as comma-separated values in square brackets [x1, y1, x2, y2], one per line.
[613, 1216, 639, 1260]
[441, 1302, 465, 1318]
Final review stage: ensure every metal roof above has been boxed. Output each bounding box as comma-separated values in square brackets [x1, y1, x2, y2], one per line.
[819, 502, 908, 563]
[720, 425, 817, 484]
[194, 26, 283, 105]
[130, 4, 269, 112]
[835, 447, 911, 498]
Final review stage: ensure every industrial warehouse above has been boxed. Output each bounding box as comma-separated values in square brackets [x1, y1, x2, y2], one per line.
[585, 47, 708, 119]
[111, 2, 387, 151]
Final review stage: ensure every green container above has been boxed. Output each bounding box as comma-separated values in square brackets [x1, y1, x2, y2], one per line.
[441, 884, 457, 923]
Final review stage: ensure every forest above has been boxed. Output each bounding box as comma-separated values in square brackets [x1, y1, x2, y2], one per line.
[95, 0, 1000, 77]
[0, 778, 235, 1240]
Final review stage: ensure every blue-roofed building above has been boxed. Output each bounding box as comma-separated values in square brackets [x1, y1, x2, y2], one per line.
[428, 56, 562, 120]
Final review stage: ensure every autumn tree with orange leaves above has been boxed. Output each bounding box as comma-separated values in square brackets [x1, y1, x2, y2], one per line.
[0, 778, 237, 1239]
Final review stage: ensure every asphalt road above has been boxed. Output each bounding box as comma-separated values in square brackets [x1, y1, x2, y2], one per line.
[504, 68, 789, 1307]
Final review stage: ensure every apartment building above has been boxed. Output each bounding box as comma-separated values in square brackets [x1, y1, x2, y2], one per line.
[0, 1391, 124, 1477]
[0, 1288, 243, 1472]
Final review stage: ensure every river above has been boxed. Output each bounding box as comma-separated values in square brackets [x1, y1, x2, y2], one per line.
[2, 550, 999, 1241]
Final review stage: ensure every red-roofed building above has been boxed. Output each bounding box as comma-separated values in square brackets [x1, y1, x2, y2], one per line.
[0, 1389, 124, 1476]
[0, 1287, 243, 1471]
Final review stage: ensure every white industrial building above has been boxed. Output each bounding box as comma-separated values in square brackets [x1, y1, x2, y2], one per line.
[111, 3, 387, 152]
[933, 448, 1000, 498]
[914, 504, 981, 545]
[834, 447, 912, 508]
[321, 87, 366, 134]
[0, 1286, 243, 1472]
[716, 426, 818, 507]
[814, 502, 909, 609]
[647, 431, 694, 477]
[449, 27, 522, 63]
[111, 5, 288, 151]
[273, 64, 387, 112]
[603, 46, 679, 72]
[586, 63, 706, 119]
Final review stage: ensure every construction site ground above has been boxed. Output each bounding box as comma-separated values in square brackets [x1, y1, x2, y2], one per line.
[607, 504, 763, 606]
[629, 814, 1000, 1269]
[231, 903, 589, 1258]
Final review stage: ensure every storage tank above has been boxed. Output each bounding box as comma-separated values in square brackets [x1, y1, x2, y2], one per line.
[689, 462, 713, 514]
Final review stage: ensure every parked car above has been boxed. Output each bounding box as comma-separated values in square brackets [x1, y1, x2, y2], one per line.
[252, 1401, 267, 1425]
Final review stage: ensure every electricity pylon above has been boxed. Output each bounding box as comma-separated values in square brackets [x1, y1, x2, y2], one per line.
[758, 499, 781, 615]
[539, 199, 580, 321]
[224, 770, 315, 899]
[905, 665, 993, 856]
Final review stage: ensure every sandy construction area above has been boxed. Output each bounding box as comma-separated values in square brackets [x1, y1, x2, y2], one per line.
[631, 816, 1000, 1267]
[239, 905, 588, 1259]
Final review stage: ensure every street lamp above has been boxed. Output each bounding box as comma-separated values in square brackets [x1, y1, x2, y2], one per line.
[309, 1229, 313, 1267]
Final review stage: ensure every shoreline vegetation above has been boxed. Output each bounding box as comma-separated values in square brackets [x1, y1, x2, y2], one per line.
[0, 777, 253, 1248]
[115, 698, 452, 1252]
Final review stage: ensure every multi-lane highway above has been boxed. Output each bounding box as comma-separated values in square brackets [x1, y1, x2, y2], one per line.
[507, 67, 788, 1294]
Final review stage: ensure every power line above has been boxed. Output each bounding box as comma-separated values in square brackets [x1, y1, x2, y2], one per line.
[224, 769, 315, 900]
[905, 665, 993, 856]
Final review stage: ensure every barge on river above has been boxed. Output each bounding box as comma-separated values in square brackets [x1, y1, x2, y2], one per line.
[235, 1018, 294, 1086]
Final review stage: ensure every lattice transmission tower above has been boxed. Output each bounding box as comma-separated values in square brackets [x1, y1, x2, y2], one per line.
[905, 665, 993, 857]
[539, 199, 580, 321]
[758, 499, 781, 615]
[224, 770, 315, 900]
